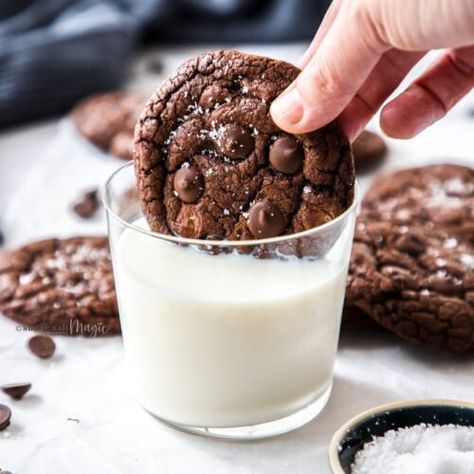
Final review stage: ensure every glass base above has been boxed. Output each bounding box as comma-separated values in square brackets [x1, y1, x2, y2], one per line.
[145, 382, 332, 440]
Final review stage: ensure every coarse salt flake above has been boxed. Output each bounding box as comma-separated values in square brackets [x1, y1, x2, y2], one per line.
[351, 423, 474, 474]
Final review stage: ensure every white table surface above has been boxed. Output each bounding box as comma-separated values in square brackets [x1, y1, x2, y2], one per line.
[0, 44, 473, 474]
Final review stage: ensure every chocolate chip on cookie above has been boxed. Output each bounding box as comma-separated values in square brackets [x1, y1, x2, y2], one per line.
[173, 165, 204, 203]
[72, 91, 147, 160]
[269, 136, 304, 175]
[352, 130, 387, 174]
[345, 164, 474, 352]
[133, 50, 355, 247]
[0, 237, 120, 336]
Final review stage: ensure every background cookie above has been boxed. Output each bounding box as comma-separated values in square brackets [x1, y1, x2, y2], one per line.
[134, 50, 354, 245]
[345, 164, 474, 352]
[0, 237, 120, 336]
[72, 91, 147, 160]
[352, 130, 388, 174]
[361, 164, 473, 242]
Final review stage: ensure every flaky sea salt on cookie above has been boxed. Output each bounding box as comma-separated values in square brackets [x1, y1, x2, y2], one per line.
[133, 50, 354, 242]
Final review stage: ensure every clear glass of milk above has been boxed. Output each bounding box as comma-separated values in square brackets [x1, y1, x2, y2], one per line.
[103, 162, 359, 440]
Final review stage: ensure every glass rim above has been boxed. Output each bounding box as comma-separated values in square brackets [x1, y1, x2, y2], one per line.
[102, 161, 360, 248]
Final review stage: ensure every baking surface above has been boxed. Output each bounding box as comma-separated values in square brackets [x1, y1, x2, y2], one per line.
[0, 45, 473, 473]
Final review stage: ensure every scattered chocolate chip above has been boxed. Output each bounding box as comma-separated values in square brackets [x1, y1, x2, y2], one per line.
[247, 200, 285, 239]
[72, 189, 99, 219]
[173, 166, 204, 203]
[0, 404, 11, 431]
[27, 335, 56, 359]
[269, 136, 304, 174]
[1, 383, 31, 401]
[217, 124, 254, 160]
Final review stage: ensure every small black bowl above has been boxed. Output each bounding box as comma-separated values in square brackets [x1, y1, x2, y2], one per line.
[329, 399, 474, 473]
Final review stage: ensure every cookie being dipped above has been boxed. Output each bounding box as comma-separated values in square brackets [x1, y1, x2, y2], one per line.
[133, 50, 355, 247]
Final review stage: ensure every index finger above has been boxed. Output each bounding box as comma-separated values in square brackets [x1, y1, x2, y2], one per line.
[298, 0, 345, 69]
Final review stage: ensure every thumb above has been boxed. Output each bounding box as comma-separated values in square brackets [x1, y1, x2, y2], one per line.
[270, 0, 388, 134]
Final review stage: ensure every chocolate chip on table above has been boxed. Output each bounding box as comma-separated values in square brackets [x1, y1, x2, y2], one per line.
[27, 335, 56, 359]
[247, 200, 285, 239]
[72, 189, 100, 219]
[173, 166, 204, 203]
[1, 383, 31, 401]
[0, 404, 11, 431]
[269, 136, 304, 174]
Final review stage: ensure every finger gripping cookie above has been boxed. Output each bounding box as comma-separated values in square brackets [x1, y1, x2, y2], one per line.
[133, 50, 355, 242]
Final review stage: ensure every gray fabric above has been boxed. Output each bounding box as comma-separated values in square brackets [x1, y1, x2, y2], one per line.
[0, 0, 328, 128]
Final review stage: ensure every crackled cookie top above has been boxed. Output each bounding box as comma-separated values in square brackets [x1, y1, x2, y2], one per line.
[0, 237, 120, 336]
[133, 50, 354, 240]
[361, 164, 474, 242]
[345, 164, 474, 352]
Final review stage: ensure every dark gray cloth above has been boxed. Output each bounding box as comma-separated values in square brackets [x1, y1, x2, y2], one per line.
[0, 0, 329, 128]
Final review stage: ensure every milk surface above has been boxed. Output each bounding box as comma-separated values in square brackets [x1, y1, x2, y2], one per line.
[113, 219, 347, 427]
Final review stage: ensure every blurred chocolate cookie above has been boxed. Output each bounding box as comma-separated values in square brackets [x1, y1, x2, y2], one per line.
[362, 164, 473, 242]
[352, 130, 387, 174]
[72, 91, 146, 160]
[134, 50, 355, 247]
[0, 237, 120, 336]
[345, 164, 474, 352]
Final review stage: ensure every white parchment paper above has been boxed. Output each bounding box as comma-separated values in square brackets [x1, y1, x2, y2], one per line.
[0, 46, 473, 473]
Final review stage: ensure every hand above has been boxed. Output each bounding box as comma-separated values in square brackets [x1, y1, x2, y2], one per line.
[270, 0, 474, 141]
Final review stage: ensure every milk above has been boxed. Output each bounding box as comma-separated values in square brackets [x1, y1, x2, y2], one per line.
[113, 219, 347, 428]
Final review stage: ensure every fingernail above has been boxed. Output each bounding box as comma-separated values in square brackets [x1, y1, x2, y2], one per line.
[271, 86, 304, 125]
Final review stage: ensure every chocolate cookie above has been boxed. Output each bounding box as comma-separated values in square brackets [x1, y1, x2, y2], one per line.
[362, 164, 473, 242]
[72, 91, 146, 160]
[134, 50, 354, 246]
[345, 164, 474, 352]
[352, 130, 387, 174]
[0, 237, 120, 336]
